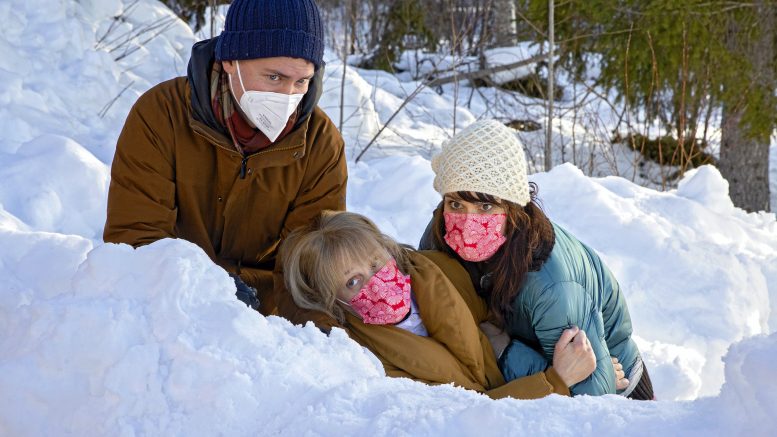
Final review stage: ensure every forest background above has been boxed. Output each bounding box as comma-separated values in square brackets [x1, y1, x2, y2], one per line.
[164, 0, 776, 213]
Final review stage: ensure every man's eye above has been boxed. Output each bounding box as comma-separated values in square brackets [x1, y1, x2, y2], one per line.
[268, 74, 280, 81]
[296, 78, 309, 85]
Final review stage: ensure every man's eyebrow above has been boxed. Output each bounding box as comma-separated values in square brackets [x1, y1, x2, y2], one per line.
[291, 72, 315, 81]
[262, 70, 314, 80]
[263, 70, 289, 78]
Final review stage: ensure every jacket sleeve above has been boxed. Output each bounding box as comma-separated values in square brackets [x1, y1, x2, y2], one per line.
[383, 363, 569, 400]
[280, 118, 347, 238]
[383, 363, 420, 380]
[484, 367, 570, 400]
[103, 93, 177, 246]
[600, 268, 635, 359]
[499, 339, 550, 382]
[531, 281, 616, 396]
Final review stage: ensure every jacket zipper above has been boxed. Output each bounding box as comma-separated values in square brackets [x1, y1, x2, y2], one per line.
[239, 155, 249, 179]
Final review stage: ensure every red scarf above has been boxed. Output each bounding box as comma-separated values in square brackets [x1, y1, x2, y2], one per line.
[210, 62, 298, 154]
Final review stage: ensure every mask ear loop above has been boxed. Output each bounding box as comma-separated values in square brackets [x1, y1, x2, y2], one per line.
[229, 60, 248, 95]
[336, 297, 363, 320]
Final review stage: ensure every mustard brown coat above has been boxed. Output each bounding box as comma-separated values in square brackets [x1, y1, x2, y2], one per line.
[344, 250, 570, 400]
[104, 42, 347, 313]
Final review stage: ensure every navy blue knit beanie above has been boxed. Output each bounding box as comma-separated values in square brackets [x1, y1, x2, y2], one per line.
[215, 0, 325, 68]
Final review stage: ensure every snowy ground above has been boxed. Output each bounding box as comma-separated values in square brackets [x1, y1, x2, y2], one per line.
[1, 1, 776, 435]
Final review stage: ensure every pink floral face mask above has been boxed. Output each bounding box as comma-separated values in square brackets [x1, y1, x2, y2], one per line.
[444, 212, 507, 262]
[349, 258, 412, 325]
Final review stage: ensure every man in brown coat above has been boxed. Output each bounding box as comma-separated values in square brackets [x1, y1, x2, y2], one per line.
[103, 0, 346, 315]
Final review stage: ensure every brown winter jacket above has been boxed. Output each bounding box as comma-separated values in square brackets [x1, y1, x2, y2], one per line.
[103, 74, 347, 314]
[344, 250, 570, 400]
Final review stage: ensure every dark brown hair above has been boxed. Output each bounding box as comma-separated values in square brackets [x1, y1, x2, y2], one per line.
[430, 182, 555, 325]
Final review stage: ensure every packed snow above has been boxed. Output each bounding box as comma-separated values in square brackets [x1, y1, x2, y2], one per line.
[1, 0, 776, 435]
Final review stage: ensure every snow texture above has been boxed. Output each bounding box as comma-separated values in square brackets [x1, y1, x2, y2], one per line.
[1, 1, 776, 435]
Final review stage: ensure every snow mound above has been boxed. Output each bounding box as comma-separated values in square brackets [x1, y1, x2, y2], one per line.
[0, 0, 194, 164]
[676, 165, 735, 214]
[2, 0, 776, 433]
[0, 135, 109, 239]
[716, 332, 777, 427]
[1, 230, 775, 435]
[530, 163, 777, 398]
[633, 336, 705, 401]
[0, 236, 384, 435]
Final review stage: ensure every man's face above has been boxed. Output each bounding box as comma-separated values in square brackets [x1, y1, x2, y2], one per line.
[222, 57, 315, 99]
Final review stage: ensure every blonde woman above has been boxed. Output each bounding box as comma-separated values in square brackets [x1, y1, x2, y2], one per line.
[279, 210, 598, 399]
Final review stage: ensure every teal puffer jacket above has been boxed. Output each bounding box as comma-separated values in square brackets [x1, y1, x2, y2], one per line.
[500, 223, 641, 396]
[419, 219, 643, 396]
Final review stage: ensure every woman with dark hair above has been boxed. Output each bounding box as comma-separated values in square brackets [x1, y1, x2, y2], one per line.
[418, 119, 654, 400]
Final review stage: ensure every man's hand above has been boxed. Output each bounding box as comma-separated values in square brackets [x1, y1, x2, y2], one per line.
[230, 273, 260, 311]
[479, 321, 510, 359]
[552, 326, 597, 387]
[612, 357, 629, 390]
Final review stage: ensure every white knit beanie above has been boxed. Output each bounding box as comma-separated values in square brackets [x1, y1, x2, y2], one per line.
[431, 119, 530, 206]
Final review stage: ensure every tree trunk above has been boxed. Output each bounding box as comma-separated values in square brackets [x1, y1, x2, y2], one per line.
[492, 0, 517, 47]
[718, 1, 773, 213]
[720, 110, 771, 212]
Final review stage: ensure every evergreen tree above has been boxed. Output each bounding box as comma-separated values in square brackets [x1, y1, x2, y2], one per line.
[520, 0, 774, 211]
[718, 0, 774, 212]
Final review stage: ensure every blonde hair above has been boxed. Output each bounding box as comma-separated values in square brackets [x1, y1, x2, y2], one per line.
[280, 211, 411, 323]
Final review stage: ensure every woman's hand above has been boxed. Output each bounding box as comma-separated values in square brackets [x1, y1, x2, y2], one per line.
[612, 357, 629, 390]
[479, 321, 510, 359]
[552, 326, 597, 387]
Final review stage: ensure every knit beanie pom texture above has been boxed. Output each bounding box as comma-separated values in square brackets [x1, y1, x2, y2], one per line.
[215, 0, 325, 68]
[432, 119, 531, 206]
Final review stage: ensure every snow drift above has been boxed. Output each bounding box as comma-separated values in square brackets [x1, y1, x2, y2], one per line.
[1, 233, 775, 435]
[1, 0, 776, 435]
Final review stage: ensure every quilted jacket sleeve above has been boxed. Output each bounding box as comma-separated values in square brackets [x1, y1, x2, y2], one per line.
[499, 339, 550, 382]
[530, 281, 616, 396]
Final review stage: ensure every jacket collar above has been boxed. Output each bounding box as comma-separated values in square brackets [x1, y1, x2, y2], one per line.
[345, 251, 497, 388]
[188, 105, 311, 167]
